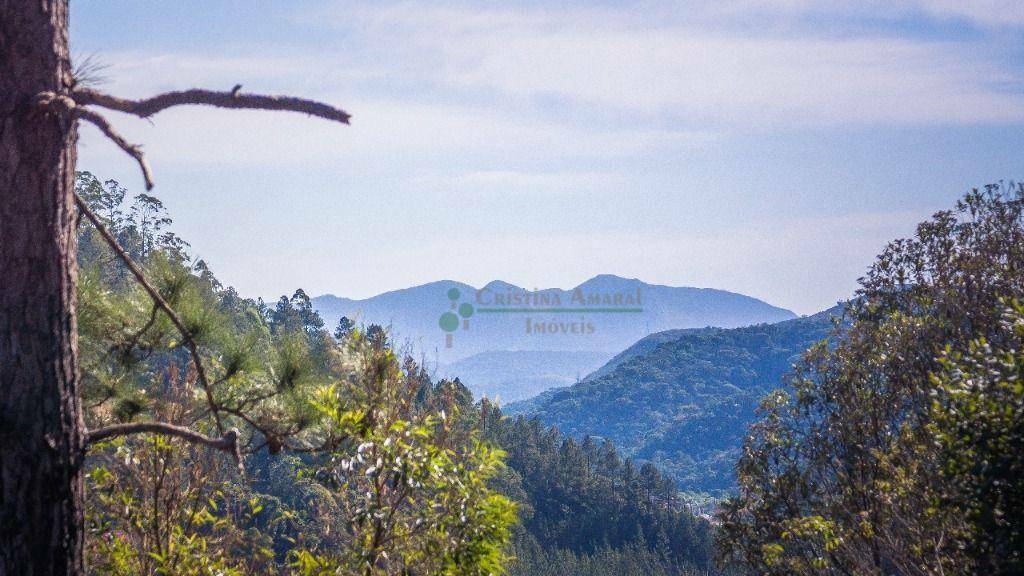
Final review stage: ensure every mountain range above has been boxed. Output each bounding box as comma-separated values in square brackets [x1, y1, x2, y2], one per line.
[313, 275, 796, 400]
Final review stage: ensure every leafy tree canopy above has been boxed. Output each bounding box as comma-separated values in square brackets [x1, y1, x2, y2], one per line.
[718, 183, 1024, 575]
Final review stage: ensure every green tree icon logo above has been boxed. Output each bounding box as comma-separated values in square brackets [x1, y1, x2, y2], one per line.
[439, 312, 459, 332]
[459, 302, 474, 323]
[439, 287, 474, 348]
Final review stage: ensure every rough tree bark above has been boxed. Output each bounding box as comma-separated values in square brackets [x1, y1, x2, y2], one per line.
[0, 1, 85, 575]
[0, 3, 349, 573]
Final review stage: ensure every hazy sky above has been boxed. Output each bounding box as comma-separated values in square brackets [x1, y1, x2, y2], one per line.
[73, 1, 1024, 314]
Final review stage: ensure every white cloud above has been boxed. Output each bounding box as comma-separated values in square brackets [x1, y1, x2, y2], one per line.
[81, 0, 1024, 175]
[399, 168, 644, 199]
[917, 0, 1024, 27]
[441, 30, 1021, 124]
[319, 2, 1024, 126]
[78, 92, 711, 174]
[638, 1, 1024, 28]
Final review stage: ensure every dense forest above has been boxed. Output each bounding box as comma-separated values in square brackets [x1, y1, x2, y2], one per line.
[483, 406, 715, 576]
[72, 172, 715, 575]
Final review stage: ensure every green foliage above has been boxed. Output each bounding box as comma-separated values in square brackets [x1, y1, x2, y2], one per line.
[718, 183, 1024, 575]
[477, 403, 716, 576]
[75, 174, 515, 575]
[293, 337, 517, 574]
[75, 172, 737, 575]
[931, 301, 1024, 573]
[85, 438, 277, 576]
[508, 537, 709, 576]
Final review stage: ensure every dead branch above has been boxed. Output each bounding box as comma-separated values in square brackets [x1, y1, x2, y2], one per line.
[72, 86, 351, 124]
[87, 422, 237, 450]
[86, 422, 243, 472]
[44, 85, 348, 190]
[35, 90, 155, 190]
[74, 192, 226, 434]
[76, 107, 154, 190]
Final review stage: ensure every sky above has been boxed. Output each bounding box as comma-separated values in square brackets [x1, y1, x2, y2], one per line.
[72, 1, 1024, 315]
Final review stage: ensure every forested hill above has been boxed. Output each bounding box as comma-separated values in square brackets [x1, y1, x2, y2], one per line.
[583, 304, 846, 382]
[580, 327, 715, 381]
[478, 403, 716, 576]
[510, 306, 845, 493]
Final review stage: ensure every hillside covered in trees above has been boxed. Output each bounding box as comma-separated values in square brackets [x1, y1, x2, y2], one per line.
[482, 405, 715, 576]
[511, 307, 842, 492]
[508, 183, 1024, 576]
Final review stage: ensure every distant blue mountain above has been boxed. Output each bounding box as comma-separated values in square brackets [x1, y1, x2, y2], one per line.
[314, 275, 795, 359]
[313, 275, 796, 400]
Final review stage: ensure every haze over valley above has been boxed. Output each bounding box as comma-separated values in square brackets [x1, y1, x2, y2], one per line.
[312, 274, 797, 401]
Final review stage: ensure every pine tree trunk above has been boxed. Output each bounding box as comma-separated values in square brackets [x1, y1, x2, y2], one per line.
[0, 1, 85, 574]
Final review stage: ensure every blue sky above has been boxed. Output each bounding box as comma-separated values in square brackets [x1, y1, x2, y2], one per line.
[72, 1, 1024, 314]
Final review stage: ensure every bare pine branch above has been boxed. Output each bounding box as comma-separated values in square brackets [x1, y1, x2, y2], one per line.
[86, 423, 243, 472]
[76, 107, 154, 190]
[87, 422, 237, 450]
[35, 91, 155, 190]
[73, 86, 351, 124]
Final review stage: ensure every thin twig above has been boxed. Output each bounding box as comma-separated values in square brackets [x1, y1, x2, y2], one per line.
[35, 91, 155, 190]
[76, 106, 154, 190]
[74, 192, 225, 434]
[73, 86, 351, 124]
[112, 303, 160, 358]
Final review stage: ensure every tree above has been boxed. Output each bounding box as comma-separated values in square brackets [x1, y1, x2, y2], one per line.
[72, 180, 516, 574]
[290, 344, 516, 575]
[718, 183, 1024, 575]
[930, 300, 1024, 573]
[365, 324, 389, 350]
[0, 3, 350, 573]
[334, 316, 356, 342]
[1, 4, 86, 572]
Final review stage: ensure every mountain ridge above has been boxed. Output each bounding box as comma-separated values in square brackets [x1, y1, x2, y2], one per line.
[312, 275, 798, 401]
[507, 304, 847, 492]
